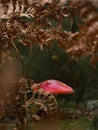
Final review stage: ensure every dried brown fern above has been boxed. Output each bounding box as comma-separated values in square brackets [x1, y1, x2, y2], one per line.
[0, 0, 97, 63]
[63, 0, 98, 65]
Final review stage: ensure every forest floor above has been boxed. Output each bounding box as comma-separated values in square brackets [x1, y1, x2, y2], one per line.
[0, 117, 94, 130]
[28, 117, 94, 130]
[0, 101, 96, 130]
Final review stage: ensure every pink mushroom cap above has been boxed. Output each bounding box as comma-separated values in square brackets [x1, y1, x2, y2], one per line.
[35, 80, 74, 94]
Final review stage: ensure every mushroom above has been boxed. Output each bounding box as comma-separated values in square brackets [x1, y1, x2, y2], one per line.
[35, 79, 74, 94]
[32, 80, 74, 119]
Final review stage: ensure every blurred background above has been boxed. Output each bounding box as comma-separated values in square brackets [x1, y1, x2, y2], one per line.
[18, 42, 98, 104]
